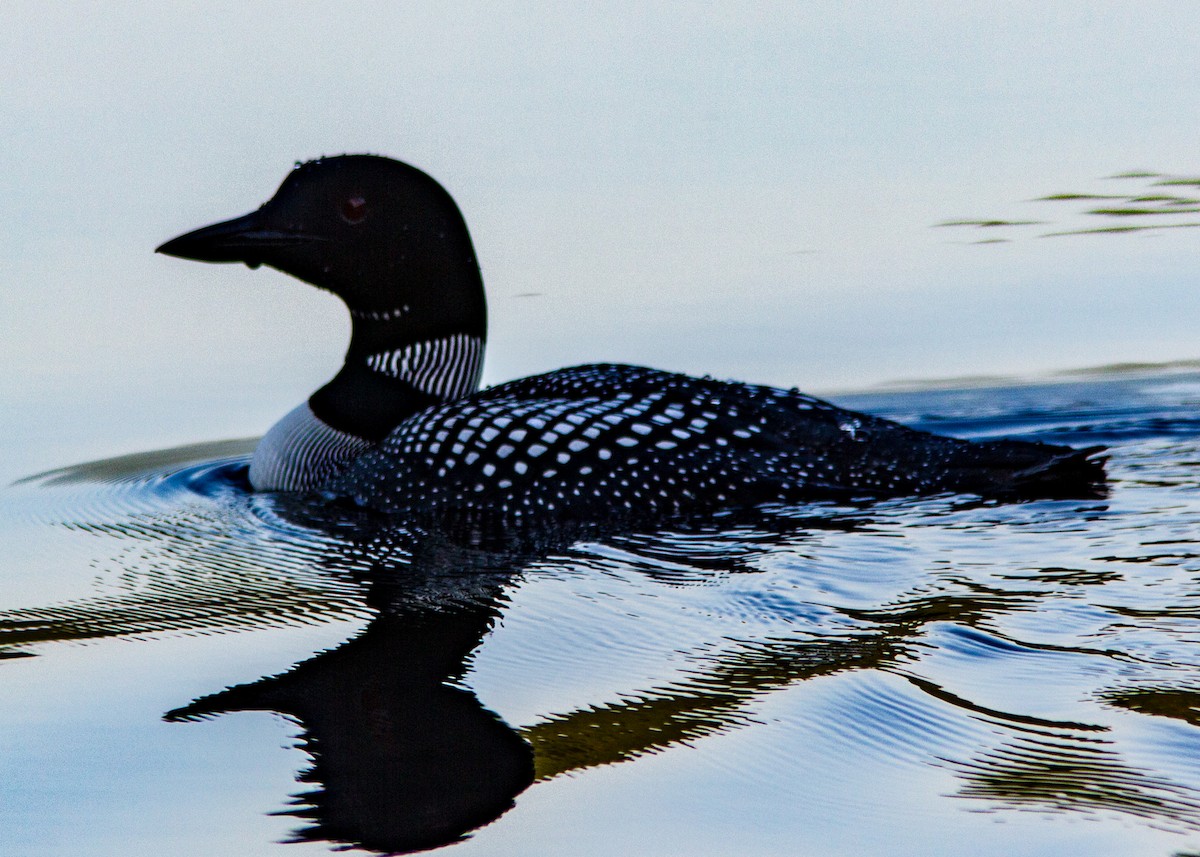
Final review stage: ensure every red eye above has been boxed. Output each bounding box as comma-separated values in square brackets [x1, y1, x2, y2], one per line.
[341, 196, 367, 224]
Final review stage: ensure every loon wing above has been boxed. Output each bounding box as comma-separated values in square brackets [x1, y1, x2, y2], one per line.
[325, 364, 1105, 519]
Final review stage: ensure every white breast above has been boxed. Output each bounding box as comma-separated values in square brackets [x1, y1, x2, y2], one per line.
[249, 401, 374, 492]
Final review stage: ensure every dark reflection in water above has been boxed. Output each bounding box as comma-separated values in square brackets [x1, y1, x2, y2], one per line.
[167, 560, 535, 854]
[7, 369, 1200, 853]
[526, 630, 893, 782]
[953, 729, 1200, 829]
[1104, 687, 1200, 727]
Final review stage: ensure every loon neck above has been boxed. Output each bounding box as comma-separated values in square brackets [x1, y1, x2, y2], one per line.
[309, 309, 486, 442]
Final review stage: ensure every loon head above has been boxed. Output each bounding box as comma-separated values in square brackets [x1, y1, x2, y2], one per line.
[158, 155, 489, 490]
[157, 155, 486, 338]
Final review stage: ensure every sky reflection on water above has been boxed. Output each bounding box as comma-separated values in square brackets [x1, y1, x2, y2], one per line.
[4, 374, 1200, 854]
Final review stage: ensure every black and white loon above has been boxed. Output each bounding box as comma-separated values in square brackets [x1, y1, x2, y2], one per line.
[157, 155, 1104, 520]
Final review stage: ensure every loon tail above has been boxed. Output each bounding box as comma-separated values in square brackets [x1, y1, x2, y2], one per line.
[961, 441, 1108, 499]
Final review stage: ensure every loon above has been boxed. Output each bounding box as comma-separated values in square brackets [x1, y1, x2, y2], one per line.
[157, 155, 1104, 521]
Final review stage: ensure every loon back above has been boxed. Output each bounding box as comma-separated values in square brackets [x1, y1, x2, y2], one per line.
[329, 363, 1104, 522]
[157, 155, 1106, 520]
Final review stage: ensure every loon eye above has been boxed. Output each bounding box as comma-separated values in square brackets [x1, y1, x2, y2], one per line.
[340, 196, 368, 224]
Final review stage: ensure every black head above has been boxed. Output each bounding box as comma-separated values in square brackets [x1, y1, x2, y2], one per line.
[158, 156, 485, 335]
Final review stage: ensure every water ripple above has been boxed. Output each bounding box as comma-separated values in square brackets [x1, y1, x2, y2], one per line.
[9, 372, 1200, 853]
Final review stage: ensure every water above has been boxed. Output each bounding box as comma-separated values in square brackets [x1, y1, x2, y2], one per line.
[5, 368, 1200, 855]
[6, 5, 1200, 853]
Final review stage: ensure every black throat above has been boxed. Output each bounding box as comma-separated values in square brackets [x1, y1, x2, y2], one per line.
[310, 308, 487, 442]
[309, 362, 444, 442]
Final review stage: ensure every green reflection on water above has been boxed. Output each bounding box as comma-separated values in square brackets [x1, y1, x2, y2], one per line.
[936, 171, 1200, 242]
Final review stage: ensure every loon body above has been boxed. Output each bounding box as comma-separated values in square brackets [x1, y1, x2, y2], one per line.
[158, 155, 1104, 520]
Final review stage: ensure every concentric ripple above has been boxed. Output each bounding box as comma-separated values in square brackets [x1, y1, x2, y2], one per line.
[1, 441, 374, 653]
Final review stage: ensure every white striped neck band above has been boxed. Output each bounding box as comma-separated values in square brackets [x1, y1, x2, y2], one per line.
[364, 334, 484, 401]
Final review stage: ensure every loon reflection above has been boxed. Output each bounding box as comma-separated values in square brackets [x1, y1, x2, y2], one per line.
[167, 560, 534, 854]
[7, 448, 1200, 851]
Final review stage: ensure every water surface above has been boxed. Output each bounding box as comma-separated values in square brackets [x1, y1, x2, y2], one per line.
[5, 368, 1200, 855]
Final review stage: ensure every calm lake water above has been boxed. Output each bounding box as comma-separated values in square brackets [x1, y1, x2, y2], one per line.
[5, 366, 1200, 856]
